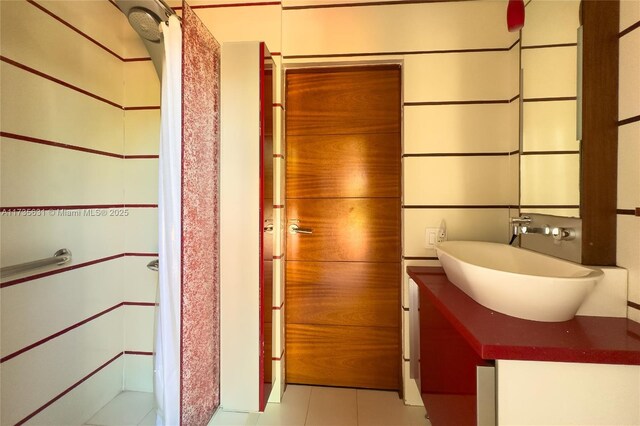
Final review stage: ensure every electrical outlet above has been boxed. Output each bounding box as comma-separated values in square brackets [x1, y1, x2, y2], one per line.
[437, 227, 447, 243]
[425, 228, 439, 249]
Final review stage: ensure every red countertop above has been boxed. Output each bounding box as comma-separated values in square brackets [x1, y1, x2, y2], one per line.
[408, 266, 640, 365]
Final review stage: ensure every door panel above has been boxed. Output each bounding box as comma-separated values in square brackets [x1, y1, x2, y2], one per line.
[286, 67, 401, 136]
[287, 133, 401, 198]
[285, 67, 401, 390]
[287, 324, 400, 390]
[286, 261, 400, 327]
[286, 198, 400, 262]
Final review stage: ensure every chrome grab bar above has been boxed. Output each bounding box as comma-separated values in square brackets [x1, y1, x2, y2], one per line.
[147, 259, 159, 271]
[0, 248, 72, 278]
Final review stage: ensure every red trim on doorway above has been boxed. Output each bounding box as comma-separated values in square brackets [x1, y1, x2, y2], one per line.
[258, 41, 266, 413]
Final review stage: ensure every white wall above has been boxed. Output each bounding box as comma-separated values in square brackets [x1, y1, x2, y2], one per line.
[0, 0, 158, 423]
[617, 0, 640, 322]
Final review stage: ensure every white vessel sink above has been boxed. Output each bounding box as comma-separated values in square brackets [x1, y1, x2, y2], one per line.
[436, 241, 603, 322]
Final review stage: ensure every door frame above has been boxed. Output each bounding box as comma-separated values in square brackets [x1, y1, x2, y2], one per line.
[280, 60, 405, 394]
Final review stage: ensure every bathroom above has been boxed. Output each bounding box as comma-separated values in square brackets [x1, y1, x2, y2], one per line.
[0, 0, 638, 425]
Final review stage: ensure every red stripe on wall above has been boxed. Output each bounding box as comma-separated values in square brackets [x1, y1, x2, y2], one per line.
[272, 348, 285, 361]
[2, 131, 158, 159]
[123, 302, 158, 307]
[123, 106, 161, 110]
[174, 2, 280, 10]
[25, 0, 150, 63]
[124, 351, 154, 355]
[0, 56, 122, 109]
[0, 204, 158, 212]
[273, 254, 283, 260]
[1, 57, 154, 109]
[273, 204, 284, 209]
[273, 154, 284, 159]
[273, 301, 284, 310]
[1, 131, 123, 158]
[124, 155, 160, 159]
[0, 254, 125, 288]
[0, 303, 124, 363]
[0, 252, 158, 288]
[15, 352, 124, 426]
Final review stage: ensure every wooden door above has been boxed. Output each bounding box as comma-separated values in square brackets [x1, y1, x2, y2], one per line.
[285, 66, 401, 390]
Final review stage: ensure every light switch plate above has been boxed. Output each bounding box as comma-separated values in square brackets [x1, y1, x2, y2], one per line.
[425, 227, 439, 249]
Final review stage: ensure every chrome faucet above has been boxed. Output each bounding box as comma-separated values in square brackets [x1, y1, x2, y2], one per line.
[510, 216, 576, 242]
[510, 215, 531, 236]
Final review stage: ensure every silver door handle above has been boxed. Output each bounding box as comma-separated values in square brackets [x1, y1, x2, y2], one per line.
[289, 224, 313, 234]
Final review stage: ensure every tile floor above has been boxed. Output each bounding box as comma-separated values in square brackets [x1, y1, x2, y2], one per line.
[85, 392, 155, 426]
[210, 385, 431, 426]
[86, 386, 431, 426]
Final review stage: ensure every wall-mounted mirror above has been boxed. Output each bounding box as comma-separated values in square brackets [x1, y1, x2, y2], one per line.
[520, 0, 581, 218]
[518, 0, 618, 266]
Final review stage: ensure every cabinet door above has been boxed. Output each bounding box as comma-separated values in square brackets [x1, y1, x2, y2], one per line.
[419, 288, 494, 425]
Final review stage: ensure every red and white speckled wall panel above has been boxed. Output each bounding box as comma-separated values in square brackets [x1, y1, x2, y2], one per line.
[181, 2, 221, 425]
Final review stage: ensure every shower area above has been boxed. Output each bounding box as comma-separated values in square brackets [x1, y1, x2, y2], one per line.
[0, 0, 220, 424]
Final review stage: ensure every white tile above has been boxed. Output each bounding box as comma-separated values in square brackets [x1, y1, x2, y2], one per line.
[522, 100, 579, 152]
[520, 208, 580, 218]
[124, 159, 159, 205]
[403, 208, 510, 258]
[123, 208, 158, 253]
[522, 47, 577, 99]
[209, 410, 260, 426]
[305, 387, 357, 426]
[36, 0, 130, 59]
[28, 357, 123, 426]
[0, 209, 125, 268]
[86, 392, 154, 426]
[272, 309, 284, 359]
[619, 30, 640, 120]
[520, 154, 580, 206]
[0, 63, 124, 155]
[521, 0, 580, 46]
[403, 104, 514, 154]
[404, 51, 510, 103]
[0, 311, 124, 426]
[402, 360, 425, 408]
[124, 306, 155, 352]
[124, 110, 160, 156]
[620, 0, 640, 32]
[401, 259, 441, 308]
[508, 154, 520, 206]
[123, 256, 158, 303]
[283, 1, 512, 56]
[357, 389, 429, 426]
[0, 137, 124, 207]
[124, 354, 154, 393]
[0, 0, 124, 105]
[124, 61, 160, 107]
[617, 122, 640, 209]
[617, 215, 640, 305]
[272, 258, 283, 308]
[629, 306, 640, 324]
[267, 359, 283, 404]
[195, 5, 281, 51]
[403, 156, 510, 205]
[1, 258, 124, 358]
[258, 385, 310, 426]
[138, 409, 157, 426]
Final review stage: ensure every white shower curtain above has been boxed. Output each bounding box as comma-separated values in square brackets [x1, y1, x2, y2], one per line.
[155, 14, 182, 426]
